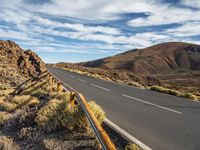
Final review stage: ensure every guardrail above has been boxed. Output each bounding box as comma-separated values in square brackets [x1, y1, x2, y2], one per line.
[47, 70, 116, 150]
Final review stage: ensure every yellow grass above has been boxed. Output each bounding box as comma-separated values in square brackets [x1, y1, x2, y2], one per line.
[0, 112, 12, 125]
[88, 101, 106, 124]
[125, 143, 140, 150]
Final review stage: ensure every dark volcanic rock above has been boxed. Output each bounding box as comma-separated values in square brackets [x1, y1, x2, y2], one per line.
[0, 40, 46, 78]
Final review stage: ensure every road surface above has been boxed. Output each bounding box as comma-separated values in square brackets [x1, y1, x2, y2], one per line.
[47, 66, 200, 150]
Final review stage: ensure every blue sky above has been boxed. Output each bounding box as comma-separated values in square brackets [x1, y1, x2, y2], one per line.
[0, 0, 200, 63]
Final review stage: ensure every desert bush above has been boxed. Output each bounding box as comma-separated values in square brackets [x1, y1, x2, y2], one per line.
[88, 101, 105, 124]
[0, 112, 12, 125]
[54, 92, 70, 103]
[35, 98, 87, 132]
[125, 143, 140, 150]
[20, 81, 48, 95]
[150, 86, 180, 96]
[149, 86, 165, 92]
[0, 83, 11, 90]
[0, 89, 14, 97]
[150, 86, 198, 100]
[0, 95, 39, 111]
[166, 89, 180, 96]
[35, 99, 62, 132]
[180, 93, 197, 100]
[0, 136, 19, 150]
[31, 88, 48, 97]
[0, 101, 16, 111]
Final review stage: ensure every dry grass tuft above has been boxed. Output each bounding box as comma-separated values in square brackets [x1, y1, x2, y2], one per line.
[180, 93, 198, 100]
[149, 86, 198, 100]
[0, 136, 19, 150]
[0, 95, 40, 111]
[35, 97, 87, 132]
[0, 89, 14, 97]
[0, 83, 11, 90]
[88, 101, 106, 124]
[35, 99, 62, 132]
[125, 143, 140, 150]
[0, 112, 13, 125]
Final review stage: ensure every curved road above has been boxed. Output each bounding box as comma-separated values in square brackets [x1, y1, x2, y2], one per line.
[47, 66, 200, 150]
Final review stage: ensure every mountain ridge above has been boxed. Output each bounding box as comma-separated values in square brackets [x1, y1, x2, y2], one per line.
[78, 42, 200, 75]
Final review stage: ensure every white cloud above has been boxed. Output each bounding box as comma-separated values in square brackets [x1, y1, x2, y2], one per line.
[128, 6, 200, 27]
[33, 16, 121, 35]
[165, 21, 200, 37]
[0, 0, 200, 60]
[181, 0, 200, 9]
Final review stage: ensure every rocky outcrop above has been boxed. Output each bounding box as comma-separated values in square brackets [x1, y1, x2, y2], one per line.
[0, 40, 46, 78]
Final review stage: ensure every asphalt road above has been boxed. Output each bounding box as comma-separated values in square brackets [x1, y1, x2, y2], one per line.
[47, 66, 200, 150]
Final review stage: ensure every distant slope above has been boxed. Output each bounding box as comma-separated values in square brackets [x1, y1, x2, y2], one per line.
[79, 42, 200, 75]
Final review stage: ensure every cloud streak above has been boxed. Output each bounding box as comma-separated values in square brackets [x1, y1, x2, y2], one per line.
[0, 0, 199, 62]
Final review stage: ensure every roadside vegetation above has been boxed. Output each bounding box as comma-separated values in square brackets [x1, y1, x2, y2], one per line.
[125, 143, 141, 150]
[149, 86, 198, 100]
[0, 71, 106, 149]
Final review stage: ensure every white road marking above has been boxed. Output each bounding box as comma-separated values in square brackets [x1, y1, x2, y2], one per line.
[90, 84, 111, 91]
[70, 75, 75, 78]
[122, 94, 182, 114]
[77, 78, 86, 83]
[104, 118, 152, 150]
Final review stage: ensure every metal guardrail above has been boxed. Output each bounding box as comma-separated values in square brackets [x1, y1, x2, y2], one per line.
[47, 70, 116, 150]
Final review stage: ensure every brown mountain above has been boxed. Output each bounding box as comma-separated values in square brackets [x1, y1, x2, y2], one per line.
[0, 40, 46, 79]
[79, 42, 200, 75]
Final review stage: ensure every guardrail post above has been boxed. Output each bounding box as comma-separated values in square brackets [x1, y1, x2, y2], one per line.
[57, 82, 63, 93]
[69, 92, 78, 107]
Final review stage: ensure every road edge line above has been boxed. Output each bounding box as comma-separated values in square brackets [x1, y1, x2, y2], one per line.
[104, 118, 152, 150]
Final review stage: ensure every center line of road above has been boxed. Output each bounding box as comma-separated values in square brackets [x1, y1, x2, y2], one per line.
[90, 84, 111, 91]
[122, 94, 182, 114]
[77, 78, 86, 83]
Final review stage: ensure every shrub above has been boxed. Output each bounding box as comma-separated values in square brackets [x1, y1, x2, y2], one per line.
[0, 95, 39, 111]
[0, 101, 16, 111]
[28, 98, 40, 107]
[0, 89, 14, 97]
[35, 99, 64, 132]
[88, 101, 106, 124]
[180, 93, 197, 100]
[0, 112, 12, 125]
[150, 86, 180, 96]
[0, 136, 19, 150]
[31, 88, 48, 97]
[35, 98, 87, 132]
[150, 86, 165, 92]
[20, 81, 48, 95]
[125, 143, 140, 150]
[54, 92, 70, 103]
[150, 86, 198, 100]
[0, 83, 11, 90]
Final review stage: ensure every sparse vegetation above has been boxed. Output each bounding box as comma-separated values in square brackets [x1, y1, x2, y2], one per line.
[0, 83, 11, 90]
[0, 136, 19, 150]
[35, 98, 87, 132]
[149, 86, 198, 100]
[0, 95, 40, 111]
[88, 101, 106, 124]
[125, 143, 140, 150]
[0, 112, 12, 125]
[180, 93, 197, 100]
